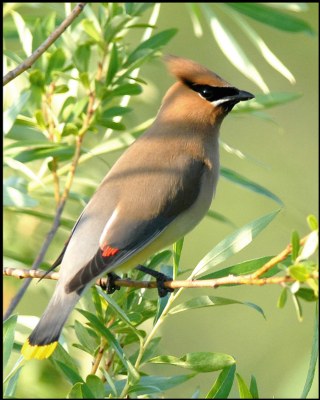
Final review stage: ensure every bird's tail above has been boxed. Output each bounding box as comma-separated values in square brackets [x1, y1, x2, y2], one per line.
[21, 286, 81, 360]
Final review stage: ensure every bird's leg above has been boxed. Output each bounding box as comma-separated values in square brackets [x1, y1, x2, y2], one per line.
[135, 265, 174, 298]
[101, 272, 121, 294]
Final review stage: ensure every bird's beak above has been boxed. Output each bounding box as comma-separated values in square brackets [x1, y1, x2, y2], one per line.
[236, 90, 255, 102]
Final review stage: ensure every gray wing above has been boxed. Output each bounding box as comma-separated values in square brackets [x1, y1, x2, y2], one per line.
[65, 155, 207, 293]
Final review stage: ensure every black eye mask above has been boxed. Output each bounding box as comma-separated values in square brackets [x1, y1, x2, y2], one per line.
[183, 79, 240, 103]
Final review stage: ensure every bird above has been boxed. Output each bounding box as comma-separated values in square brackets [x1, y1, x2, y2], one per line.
[21, 55, 254, 360]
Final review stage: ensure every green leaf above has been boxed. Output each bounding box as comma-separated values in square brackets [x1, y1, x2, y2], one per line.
[205, 364, 236, 398]
[250, 375, 259, 398]
[206, 209, 236, 227]
[124, 29, 177, 67]
[4, 367, 22, 398]
[77, 309, 139, 382]
[291, 230, 300, 262]
[236, 373, 253, 399]
[29, 69, 45, 88]
[173, 237, 184, 277]
[96, 118, 126, 130]
[79, 72, 90, 89]
[62, 123, 79, 137]
[220, 167, 283, 206]
[291, 293, 303, 322]
[53, 84, 69, 94]
[67, 383, 84, 399]
[192, 210, 280, 277]
[103, 14, 131, 43]
[11, 10, 32, 56]
[55, 360, 84, 386]
[4, 90, 31, 134]
[100, 106, 132, 119]
[74, 45, 91, 73]
[149, 352, 235, 372]
[46, 48, 66, 79]
[4, 180, 39, 208]
[307, 215, 318, 231]
[277, 288, 287, 308]
[289, 265, 309, 282]
[227, 3, 314, 34]
[5, 208, 74, 229]
[128, 374, 194, 395]
[241, 92, 302, 112]
[125, 3, 154, 16]
[82, 19, 101, 42]
[13, 144, 75, 163]
[200, 256, 280, 281]
[96, 288, 141, 335]
[146, 250, 172, 271]
[139, 337, 162, 365]
[301, 304, 318, 398]
[52, 343, 81, 377]
[111, 83, 143, 97]
[74, 320, 99, 354]
[3, 315, 17, 370]
[85, 375, 105, 399]
[169, 296, 265, 319]
[201, 4, 268, 92]
[296, 288, 318, 303]
[106, 43, 119, 86]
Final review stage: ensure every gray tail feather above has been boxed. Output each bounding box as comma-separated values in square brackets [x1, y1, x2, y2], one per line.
[28, 287, 81, 346]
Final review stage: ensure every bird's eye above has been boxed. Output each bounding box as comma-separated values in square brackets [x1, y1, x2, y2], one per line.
[183, 80, 240, 104]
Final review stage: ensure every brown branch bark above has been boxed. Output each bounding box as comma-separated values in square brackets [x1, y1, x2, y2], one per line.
[3, 3, 86, 86]
[4, 267, 318, 291]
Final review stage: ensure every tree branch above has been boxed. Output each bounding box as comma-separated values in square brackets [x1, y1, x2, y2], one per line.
[3, 267, 318, 291]
[3, 3, 86, 86]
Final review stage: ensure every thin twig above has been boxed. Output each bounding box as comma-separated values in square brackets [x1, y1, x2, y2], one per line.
[4, 267, 318, 290]
[251, 234, 309, 279]
[3, 3, 87, 86]
[3, 202, 64, 320]
[4, 77, 99, 320]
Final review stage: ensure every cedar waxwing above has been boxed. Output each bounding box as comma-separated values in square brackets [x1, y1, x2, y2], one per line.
[22, 55, 254, 360]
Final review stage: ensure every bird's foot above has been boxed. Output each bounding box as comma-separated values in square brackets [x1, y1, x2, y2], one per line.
[135, 265, 174, 298]
[101, 272, 121, 294]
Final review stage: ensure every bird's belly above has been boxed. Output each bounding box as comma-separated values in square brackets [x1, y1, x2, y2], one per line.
[115, 170, 216, 274]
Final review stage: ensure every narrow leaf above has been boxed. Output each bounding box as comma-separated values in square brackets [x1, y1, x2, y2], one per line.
[277, 288, 287, 309]
[301, 305, 319, 398]
[124, 29, 177, 67]
[307, 215, 318, 231]
[205, 364, 236, 398]
[227, 3, 314, 34]
[149, 352, 235, 372]
[192, 210, 280, 277]
[3, 315, 17, 369]
[82, 19, 101, 42]
[77, 309, 139, 382]
[169, 295, 265, 319]
[220, 167, 283, 206]
[127, 374, 194, 395]
[4, 91, 31, 134]
[200, 256, 281, 281]
[202, 5, 269, 92]
[249, 375, 259, 398]
[236, 373, 253, 398]
[291, 230, 300, 262]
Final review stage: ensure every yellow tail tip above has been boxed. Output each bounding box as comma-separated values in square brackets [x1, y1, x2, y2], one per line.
[21, 339, 58, 360]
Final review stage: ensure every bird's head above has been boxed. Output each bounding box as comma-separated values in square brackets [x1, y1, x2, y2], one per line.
[160, 55, 254, 125]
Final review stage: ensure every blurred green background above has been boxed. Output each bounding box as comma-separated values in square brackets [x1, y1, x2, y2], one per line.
[3, 3, 318, 398]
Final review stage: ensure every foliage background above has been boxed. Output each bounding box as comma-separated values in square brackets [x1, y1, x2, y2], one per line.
[3, 3, 318, 398]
